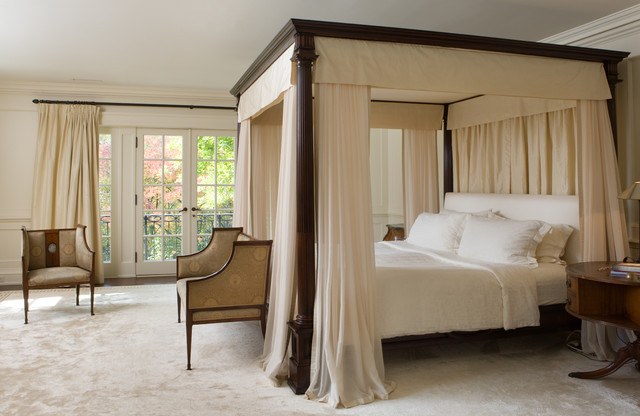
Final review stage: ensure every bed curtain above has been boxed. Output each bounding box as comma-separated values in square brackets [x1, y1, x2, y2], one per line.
[452, 107, 577, 195]
[261, 87, 298, 382]
[307, 83, 392, 407]
[575, 100, 635, 358]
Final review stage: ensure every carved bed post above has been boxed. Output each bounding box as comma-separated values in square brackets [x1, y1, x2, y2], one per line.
[287, 32, 317, 395]
[603, 59, 623, 152]
[442, 104, 453, 195]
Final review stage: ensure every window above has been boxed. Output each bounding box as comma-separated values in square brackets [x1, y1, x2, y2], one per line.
[195, 135, 235, 250]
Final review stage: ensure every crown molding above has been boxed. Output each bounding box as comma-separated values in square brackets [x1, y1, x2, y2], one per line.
[541, 4, 640, 48]
[0, 81, 236, 106]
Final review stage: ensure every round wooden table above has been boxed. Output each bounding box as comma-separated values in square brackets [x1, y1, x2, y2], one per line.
[565, 261, 640, 379]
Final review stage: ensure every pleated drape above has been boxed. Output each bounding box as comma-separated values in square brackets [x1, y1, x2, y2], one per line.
[402, 129, 439, 230]
[575, 100, 635, 358]
[32, 104, 103, 282]
[233, 119, 252, 233]
[307, 83, 393, 408]
[251, 105, 283, 240]
[261, 87, 298, 382]
[452, 108, 576, 195]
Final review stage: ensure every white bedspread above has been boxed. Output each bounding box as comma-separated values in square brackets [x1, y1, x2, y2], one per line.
[375, 241, 555, 339]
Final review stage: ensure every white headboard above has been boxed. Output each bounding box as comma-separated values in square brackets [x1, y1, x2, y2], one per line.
[443, 192, 581, 264]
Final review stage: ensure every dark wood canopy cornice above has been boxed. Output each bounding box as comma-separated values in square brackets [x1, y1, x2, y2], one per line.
[230, 18, 630, 98]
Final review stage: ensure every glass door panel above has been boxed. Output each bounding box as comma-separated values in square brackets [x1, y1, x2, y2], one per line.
[192, 134, 235, 252]
[136, 130, 190, 275]
[136, 129, 235, 275]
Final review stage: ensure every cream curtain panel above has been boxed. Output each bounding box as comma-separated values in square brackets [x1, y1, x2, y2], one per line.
[452, 108, 577, 195]
[575, 100, 635, 358]
[403, 129, 439, 231]
[31, 104, 103, 282]
[250, 103, 283, 240]
[314, 37, 611, 100]
[307, 83, 392, 408]
[261, 87, 298, 383]
[233, 119, 252, 233]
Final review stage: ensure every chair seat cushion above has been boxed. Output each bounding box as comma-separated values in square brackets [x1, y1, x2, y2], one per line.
[177, 277, 262, 323]
[28, 266, 91, 287]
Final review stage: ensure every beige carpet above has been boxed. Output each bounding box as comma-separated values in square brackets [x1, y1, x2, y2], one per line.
[1, 285, 638, 416]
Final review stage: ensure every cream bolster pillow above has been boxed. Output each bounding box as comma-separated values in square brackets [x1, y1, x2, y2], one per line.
[406, 212, 467, 252]
[457, 216, 551, 267]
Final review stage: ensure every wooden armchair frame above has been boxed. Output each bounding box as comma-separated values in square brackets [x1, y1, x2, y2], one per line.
[21, 225, 95, 324]
[176, 239, 272, 370]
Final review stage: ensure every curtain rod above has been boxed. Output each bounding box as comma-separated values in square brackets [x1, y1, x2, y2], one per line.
[32, 99, 236, 111]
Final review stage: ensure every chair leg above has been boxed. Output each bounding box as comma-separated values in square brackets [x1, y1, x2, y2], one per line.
[75, 285, 80, 306]
[90, 284, 95, 316]
[23, 286, 29, 324]
[186, 316, 193, 370]
[177, 291, 181, 323]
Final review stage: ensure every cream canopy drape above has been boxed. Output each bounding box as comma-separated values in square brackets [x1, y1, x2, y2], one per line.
[575, 100, 635, 358]
[452, 107, 577, 195]
[307, 83, 392, 407]
[32, 104, 103, 282]
[261, 87, 298, 383]
[403, 129, 439, 230]
[369, 102, 443, 230]
[250, 104, 283, 240]
[232, 119, 252, 233]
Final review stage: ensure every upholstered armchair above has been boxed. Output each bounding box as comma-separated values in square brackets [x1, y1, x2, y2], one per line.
[176, 238, 272, 370]
[175, 227, 244, 321]
[21, 225, 95, 324]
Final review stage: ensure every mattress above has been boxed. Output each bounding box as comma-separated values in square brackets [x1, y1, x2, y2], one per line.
[375, 241, 566, 339]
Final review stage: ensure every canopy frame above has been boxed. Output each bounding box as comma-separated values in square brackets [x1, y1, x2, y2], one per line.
[230, 19, 629, 395]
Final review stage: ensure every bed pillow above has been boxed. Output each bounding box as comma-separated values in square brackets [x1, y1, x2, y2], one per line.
[439, 208, 493, 217]
[406, 212, 467, 252]
[536, 224, 574, 264]
[457, 216, 551, 267]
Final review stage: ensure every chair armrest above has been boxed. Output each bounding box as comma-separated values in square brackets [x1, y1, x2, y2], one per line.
[75, 225, 95, 272]
[176, 227, 243, 279]
[21, 227, 30, 273]
[186, 241, 272, 309]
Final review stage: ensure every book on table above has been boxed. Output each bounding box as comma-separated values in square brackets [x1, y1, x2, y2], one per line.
[611, 262, 640, 273]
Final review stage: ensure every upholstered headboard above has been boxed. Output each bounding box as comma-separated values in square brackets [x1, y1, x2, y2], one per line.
[443, 192, 581, 265]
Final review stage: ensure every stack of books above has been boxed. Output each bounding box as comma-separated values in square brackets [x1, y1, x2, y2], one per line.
[610, 261, 640, 280]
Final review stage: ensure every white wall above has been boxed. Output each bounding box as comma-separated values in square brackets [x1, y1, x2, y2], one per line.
[0, 82, 236, 285]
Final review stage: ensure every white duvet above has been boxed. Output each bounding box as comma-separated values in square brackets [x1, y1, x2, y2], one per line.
[375, 241, 564, 339]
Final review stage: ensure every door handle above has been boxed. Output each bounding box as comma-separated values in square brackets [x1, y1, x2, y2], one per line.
[179, 207, 188, 212]
[191, 207, 201, 212]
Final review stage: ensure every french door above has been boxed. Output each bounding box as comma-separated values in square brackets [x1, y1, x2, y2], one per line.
[135, 129, 235, 275]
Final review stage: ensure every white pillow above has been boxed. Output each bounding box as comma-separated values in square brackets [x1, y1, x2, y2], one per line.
[458, 216, 551, 267]
[406, 212, 467, 252]
[440, 208, 493, 217]
[536, 224, 574, 264]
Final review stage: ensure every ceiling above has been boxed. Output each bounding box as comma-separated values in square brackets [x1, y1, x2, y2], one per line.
[1, 0, 638, 96]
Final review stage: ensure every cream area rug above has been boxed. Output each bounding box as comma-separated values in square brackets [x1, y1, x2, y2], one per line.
[1, 285, 638, 416]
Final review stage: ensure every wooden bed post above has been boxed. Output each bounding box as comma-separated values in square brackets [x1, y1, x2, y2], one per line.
[604, 60, 623, 152]
[442, 104, 453, 195]
[287, 32, 317, 395]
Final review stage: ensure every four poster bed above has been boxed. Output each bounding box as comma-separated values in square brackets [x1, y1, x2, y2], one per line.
[230, 19, 629, 407]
